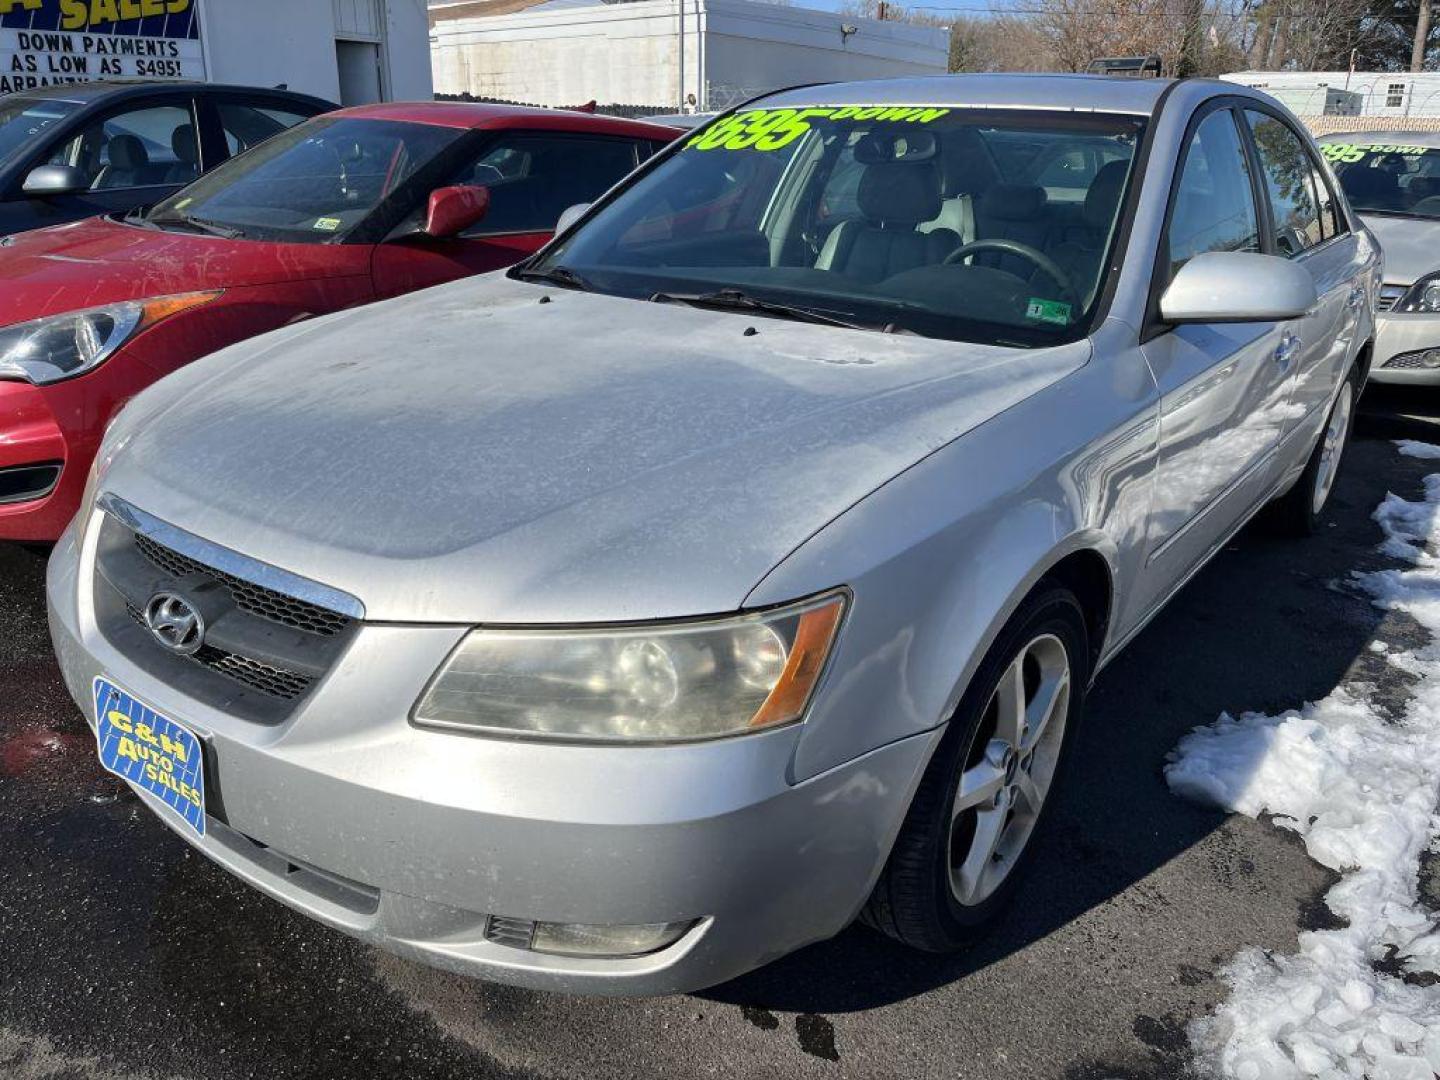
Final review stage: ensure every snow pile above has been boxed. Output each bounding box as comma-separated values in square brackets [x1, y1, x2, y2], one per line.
[1165, 442, 1440, 1080]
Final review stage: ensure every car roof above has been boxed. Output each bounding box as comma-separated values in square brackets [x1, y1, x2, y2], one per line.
[1316, 130, 1440, 148]
[326, 100, 682, 140]
[11, 80, 333, 108]
[758, 73, 1179, 116]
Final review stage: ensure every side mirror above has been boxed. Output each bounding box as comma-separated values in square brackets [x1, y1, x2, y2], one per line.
[422, 184, 489, 239]
[22, 164, 88, 197]
[555, 202, 591, 235]
[1159, 250, 1318, 324]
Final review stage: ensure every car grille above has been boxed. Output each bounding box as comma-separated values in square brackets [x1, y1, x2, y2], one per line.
[134, 533, 350, 637]
[94, 500, 360, 724]
[122, 603, 316, 701]
[1379, 284, 1406, 313]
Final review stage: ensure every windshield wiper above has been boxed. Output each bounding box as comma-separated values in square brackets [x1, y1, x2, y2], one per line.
[513, 264, 593, 292]
[147, 213, 244, 239]
[649, 287, 882, 331]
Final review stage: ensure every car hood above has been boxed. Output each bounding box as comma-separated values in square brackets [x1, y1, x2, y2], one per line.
[103, 275, 1090, 623]
[0, 216, 364, 327]
[1359, 213, 1439, 286]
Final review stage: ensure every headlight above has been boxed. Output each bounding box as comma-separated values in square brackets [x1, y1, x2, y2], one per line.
[413, 592, 847, 743]
[0, 292, 220, 385]
[1396, 273, 1440, 314]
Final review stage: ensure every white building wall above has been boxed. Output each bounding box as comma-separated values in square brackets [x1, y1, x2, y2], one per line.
[196, 0, 431, 104]
[430, 0, 947, 109]
[1223, 70, 1440, 119]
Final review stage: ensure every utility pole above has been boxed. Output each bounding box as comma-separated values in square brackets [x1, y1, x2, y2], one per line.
[877, 1, 887, 19]
[1414, 0, 1432, 72]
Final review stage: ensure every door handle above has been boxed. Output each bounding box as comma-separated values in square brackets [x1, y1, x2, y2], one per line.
[1274, 332, 1301, 372]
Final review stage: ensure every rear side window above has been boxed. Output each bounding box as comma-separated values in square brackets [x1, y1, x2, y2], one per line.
[1166, 109, 1260, 276]
[1245, 110, 1323, 257]
[218, 102, 315, 156]
[451, 134, 642, 235]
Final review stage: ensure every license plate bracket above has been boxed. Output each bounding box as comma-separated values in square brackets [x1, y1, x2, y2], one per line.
[93, 677, 206, 838]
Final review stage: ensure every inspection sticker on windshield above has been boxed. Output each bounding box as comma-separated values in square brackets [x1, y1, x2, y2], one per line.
[1025, 298, 1071, 326]
[313, 217, 341, 232]
[689, 106, 951, 153]
[93, 677, 206, 838]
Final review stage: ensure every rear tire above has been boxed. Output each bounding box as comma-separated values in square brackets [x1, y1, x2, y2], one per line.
[1271, 368, 1358, 536]
[862, 585, 1088, 952]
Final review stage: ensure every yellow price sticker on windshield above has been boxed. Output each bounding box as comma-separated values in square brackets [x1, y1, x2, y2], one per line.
[1322, 142, 1429, 162]
[688, 106, 951, 153]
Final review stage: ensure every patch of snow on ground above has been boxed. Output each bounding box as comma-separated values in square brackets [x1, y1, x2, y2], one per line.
[1165, 444, 1440, 1080]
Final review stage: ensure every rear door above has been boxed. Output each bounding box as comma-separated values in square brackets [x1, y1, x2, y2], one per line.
[1241, 108, 1362, 440]
[1137, 103, 1298, 601]
[19, 92, 199, 227]
[370, 130, 650, 298]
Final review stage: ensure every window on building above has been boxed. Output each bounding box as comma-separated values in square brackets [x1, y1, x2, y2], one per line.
[1387, 82, 1406, 108]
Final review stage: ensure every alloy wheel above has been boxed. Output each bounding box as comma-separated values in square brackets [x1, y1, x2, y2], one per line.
[948, 632, 1071, 907]
[1311, 382, 1354, 516]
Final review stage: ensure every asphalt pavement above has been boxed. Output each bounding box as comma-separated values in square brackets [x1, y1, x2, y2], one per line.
[2, 393, 1438, 1080]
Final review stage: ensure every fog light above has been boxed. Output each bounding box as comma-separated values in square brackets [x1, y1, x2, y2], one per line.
[483, 914, 697, 957]
[1384, 349, 1440, 370]
[531, 919, 695, 957]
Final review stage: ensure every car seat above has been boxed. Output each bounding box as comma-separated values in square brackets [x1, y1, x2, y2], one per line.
[971, 183, 1052, 279]
[1047, 159, 1129, 293]
[166, 124, 200, 185]
[94, 134, 155, 189]
[816, 135, 961, 283]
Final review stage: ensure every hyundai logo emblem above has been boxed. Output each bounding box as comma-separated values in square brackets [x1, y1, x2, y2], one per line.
[144, 592, 205, 656]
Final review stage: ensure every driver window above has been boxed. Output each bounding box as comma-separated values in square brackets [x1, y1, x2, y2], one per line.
[45, 103, 197, 191]
[1166, 110, 1260, 279]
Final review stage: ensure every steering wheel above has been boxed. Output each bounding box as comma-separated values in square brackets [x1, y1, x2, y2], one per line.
[943, 239, 1077, 306]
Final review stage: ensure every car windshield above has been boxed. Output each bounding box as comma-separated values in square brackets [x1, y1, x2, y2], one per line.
[144, 116, 465, 243]
[1323, 141, 1440, 219]
[528, 106, 1145, 345]
[0, 96, 78, 167]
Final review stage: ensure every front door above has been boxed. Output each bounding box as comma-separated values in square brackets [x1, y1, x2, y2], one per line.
[18, 96, 199, 230]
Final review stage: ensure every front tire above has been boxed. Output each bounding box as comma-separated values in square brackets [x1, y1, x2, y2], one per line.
[862, 585, 1088, 952]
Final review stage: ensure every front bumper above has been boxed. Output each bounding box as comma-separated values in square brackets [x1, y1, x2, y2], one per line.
[1371, 311, 1440, 385]
[47, 510, 938, 995]
[0, 380, 85, 543]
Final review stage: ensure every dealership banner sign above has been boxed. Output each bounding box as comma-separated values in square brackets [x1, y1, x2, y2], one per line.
[0, 0, 204, 94]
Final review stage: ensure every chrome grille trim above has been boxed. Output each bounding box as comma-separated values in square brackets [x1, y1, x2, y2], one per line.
[98, 493, 364, 620]
[1379, 284, 1406, 313]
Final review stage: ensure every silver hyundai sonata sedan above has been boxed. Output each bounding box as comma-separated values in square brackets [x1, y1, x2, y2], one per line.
[47, 75, 1378, 995]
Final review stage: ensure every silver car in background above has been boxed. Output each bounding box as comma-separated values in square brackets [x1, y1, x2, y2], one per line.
[1320, 130, 1440, 383]
[48, 76, 1377, 995]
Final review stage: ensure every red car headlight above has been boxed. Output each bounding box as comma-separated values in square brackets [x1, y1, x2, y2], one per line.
[0, 291, 221, 386]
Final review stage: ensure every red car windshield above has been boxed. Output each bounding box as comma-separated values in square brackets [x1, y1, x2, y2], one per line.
[145, 116, 464, 244]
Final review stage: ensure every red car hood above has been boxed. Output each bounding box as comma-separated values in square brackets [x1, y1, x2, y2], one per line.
[0, 216, 367, 327]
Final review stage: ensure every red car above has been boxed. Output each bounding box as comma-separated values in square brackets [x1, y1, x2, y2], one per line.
[0, 102, 677, 542]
